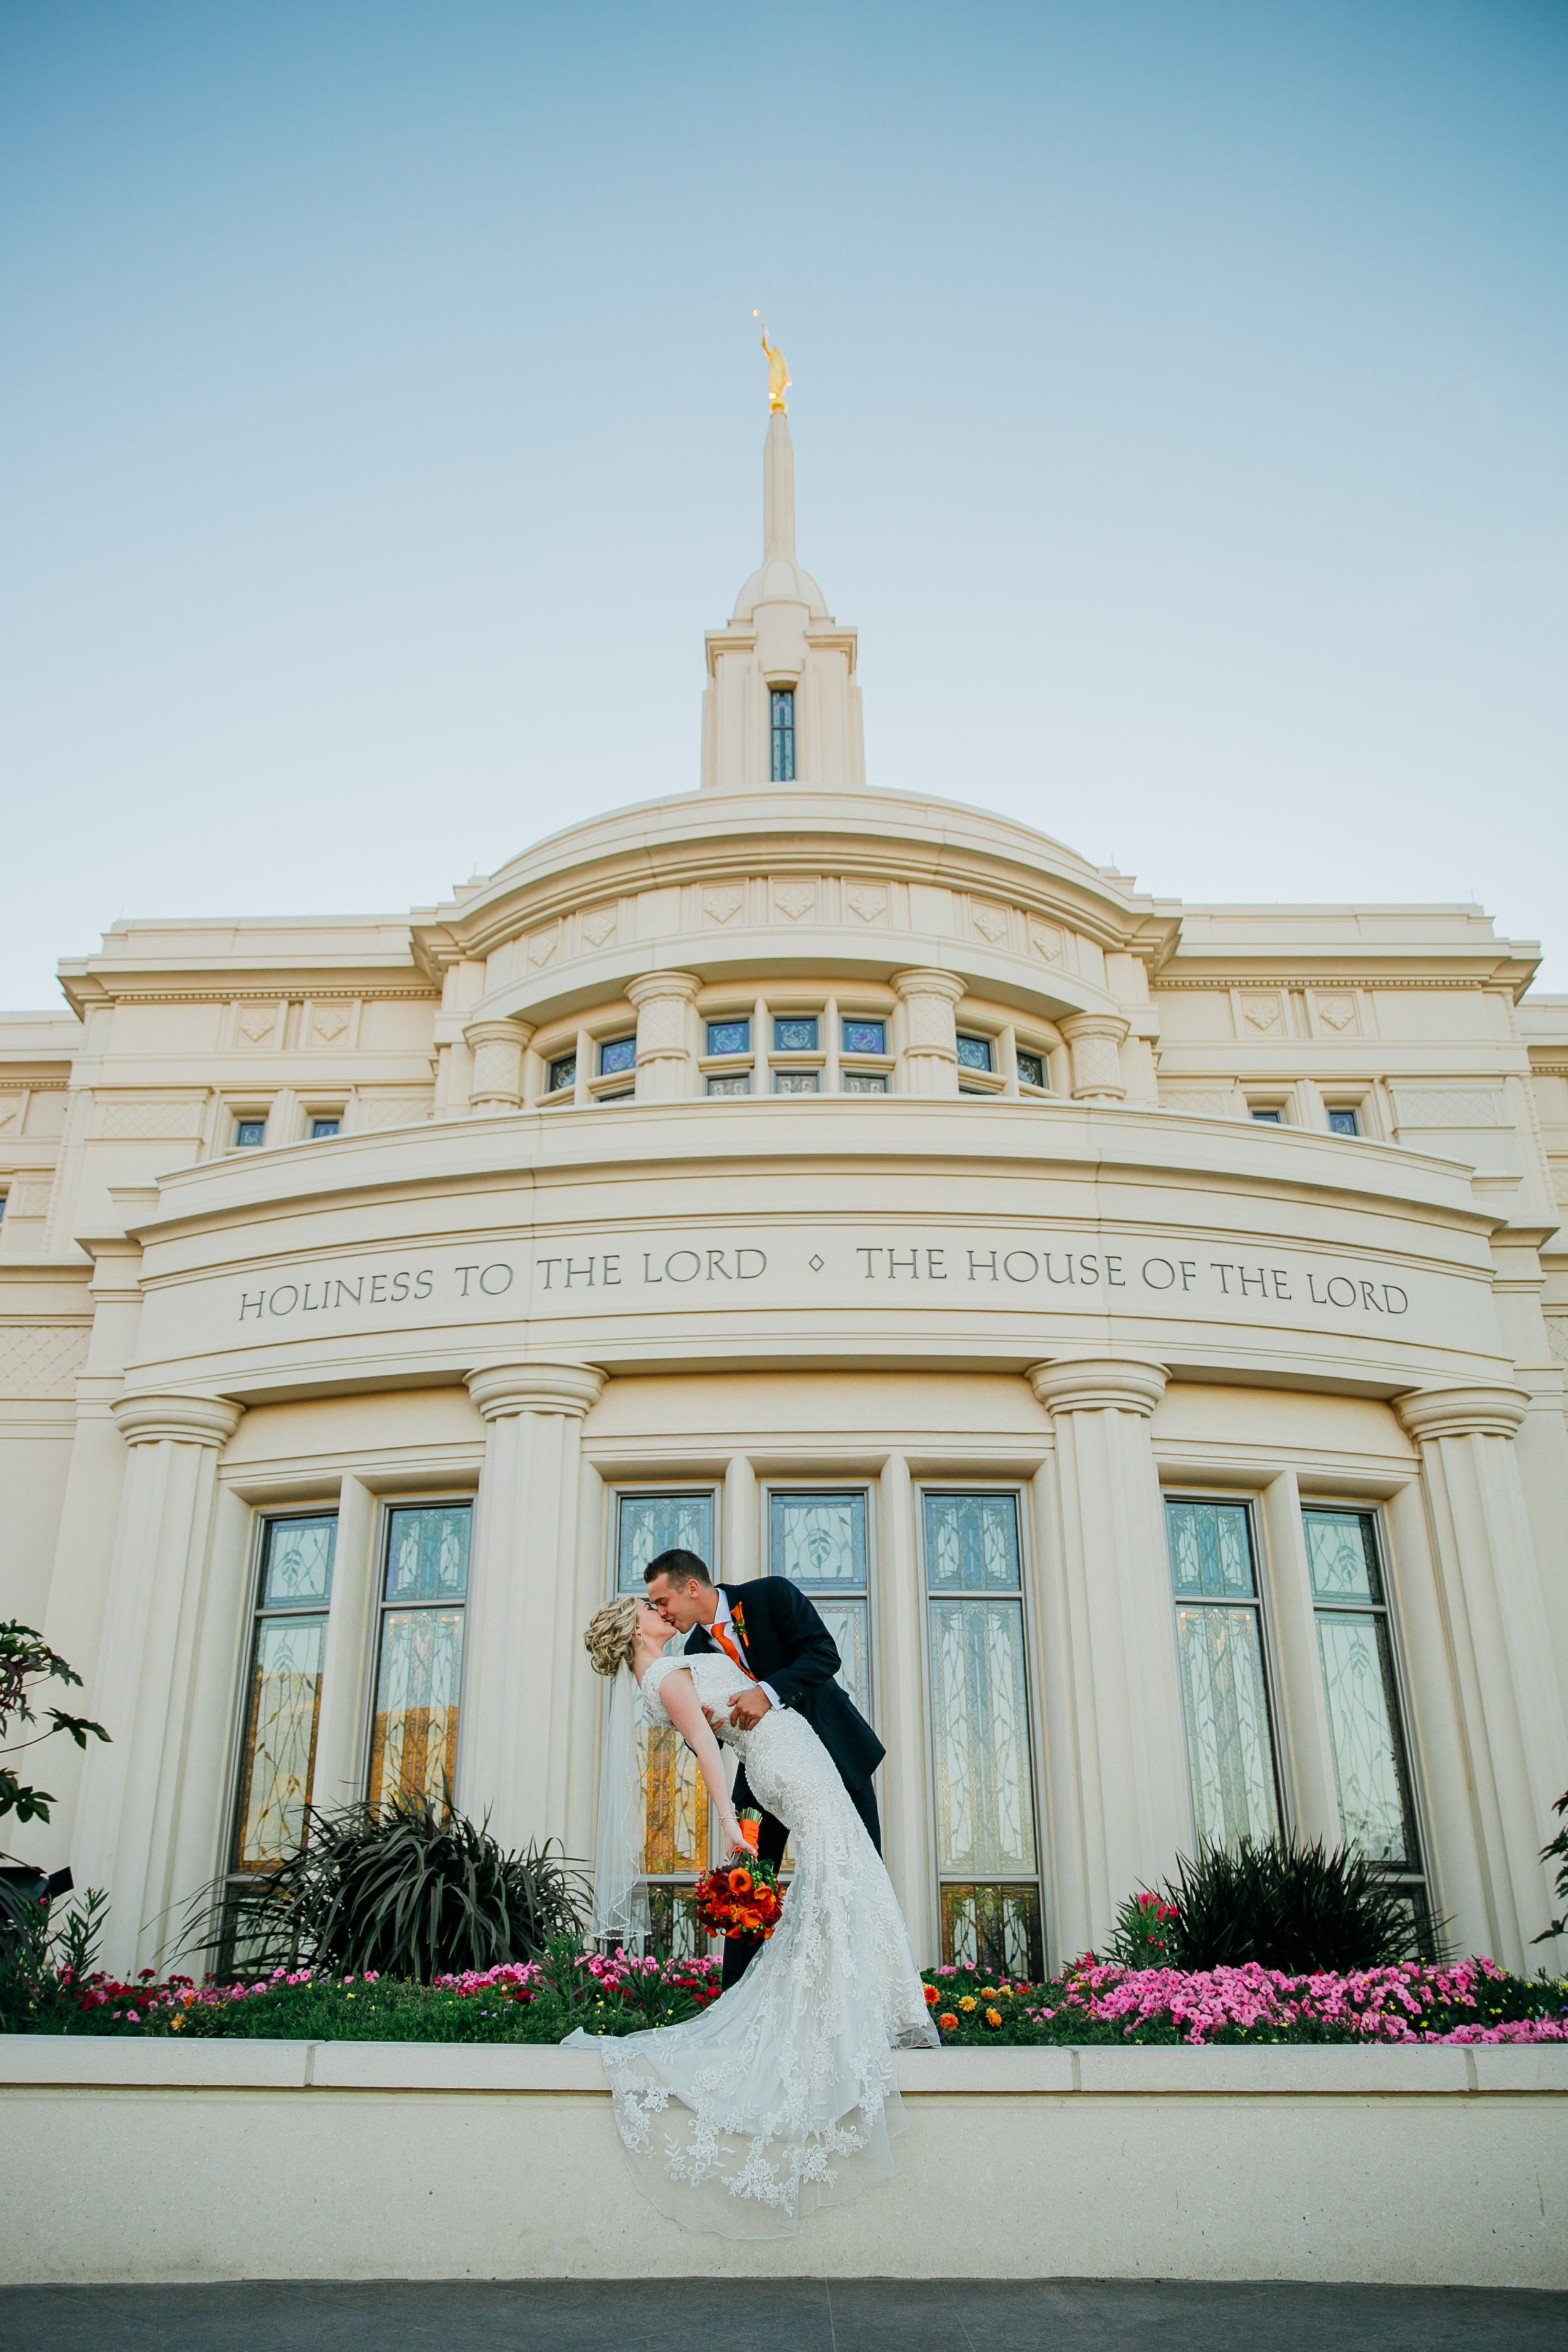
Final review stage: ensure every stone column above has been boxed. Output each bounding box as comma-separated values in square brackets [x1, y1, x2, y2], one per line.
[1058, 1012, 1129, 1104]
[628, 971, 701, 1103]
[460, 1364, 605, 1848]
[1027, 1357, 1189, 1956]
[464, 1017, 536, 1115]
[893, 968, 963, 1096]
[1396, 1385, 1568, 1963]
[72, 1392, 245, 1977]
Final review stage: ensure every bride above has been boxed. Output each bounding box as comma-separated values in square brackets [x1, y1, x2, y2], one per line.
[568, 1594, 938, 2239]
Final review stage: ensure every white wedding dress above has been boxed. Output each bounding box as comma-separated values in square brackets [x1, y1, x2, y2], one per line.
[566, 1648, 938, 2238]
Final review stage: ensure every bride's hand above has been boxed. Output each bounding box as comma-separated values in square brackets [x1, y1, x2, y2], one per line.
[720, 1817, 749, 1857]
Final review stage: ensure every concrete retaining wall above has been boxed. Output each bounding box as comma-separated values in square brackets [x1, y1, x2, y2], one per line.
[3, 2037, 1565, 2287]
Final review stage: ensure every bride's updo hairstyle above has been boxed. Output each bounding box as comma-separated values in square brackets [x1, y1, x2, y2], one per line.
[583, 1594, 639, 1678]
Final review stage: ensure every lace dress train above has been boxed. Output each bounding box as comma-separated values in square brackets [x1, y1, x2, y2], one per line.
[565, 1650, 937, 2238]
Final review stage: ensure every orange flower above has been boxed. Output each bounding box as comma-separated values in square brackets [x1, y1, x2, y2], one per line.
[985, 2008, 1003, 2029]
[938, 2013, 958, 2032]
[958, 1994, 977, 2013]
[924, 1984, 940, 2007]
[728, 1867, 754, 1896]
[741, 1820, 760, 1852]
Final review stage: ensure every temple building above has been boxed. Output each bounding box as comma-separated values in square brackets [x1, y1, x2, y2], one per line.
[4, 384, 1568, 1983]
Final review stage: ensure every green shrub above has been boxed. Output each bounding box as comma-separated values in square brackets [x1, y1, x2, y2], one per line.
[1532, 1791, 1568, 1946]
[190, 1796, 588, 1982]
[1153, 1837, 1429, 1974]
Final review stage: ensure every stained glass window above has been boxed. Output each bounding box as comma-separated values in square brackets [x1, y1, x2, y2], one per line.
[1015, 1051, 1047, 1089]
[368, 1503, 470, 1813]
[310, 1117, 341, 1139]
[234, 1118, 266, 1148]
[842, 1019, 886, 1057]
[770, 688, 795, 782]
[1328, 1108, 1360, 1136]
[770, 1492, 871, 1721]
[774, 1069, 820, 1094]
[843, 1073, 887, 1094]
[599, 1036, 637, 1078]
[923, 1491, 1042, 1976]
[614, 1490, 718, 1954]
[955, 1034, 993, 1073]
[617, 1491, 714, 1592]
[1304, 1509, 1422, 1876]
[232, 1514, 336, 1872]
[773, 1016, 819, 1052]
[707, 1019, 750, 1056]
[706, 1074, 751, 1096]
[1166, 1500, 1280, 1849]
[548, 1054, 577, 1093]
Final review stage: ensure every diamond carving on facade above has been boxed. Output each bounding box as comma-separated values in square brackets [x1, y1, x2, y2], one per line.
[0, 1324, 90, 1399]
[775, 884, 815, 921]
[0, 1098, 18, 1131]
[1242, 997, 1282, 1032]
[972, 903, 1009, 944]
[847, 885, 887, 923]
[527, 928, 559, 968]
[311, 1007, 349, 1042]
[703, 886, 744, 924]
[237, 1006, 276, 1044]
[808, 1254, 825, 1273]
[581, 907, 617, 948]
[1316, 995, 1358, 1033]
[1029, 924, 1064, 963]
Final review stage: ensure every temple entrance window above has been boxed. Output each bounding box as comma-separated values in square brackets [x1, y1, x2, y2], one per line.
[919, 1488, 1044, 1979]
[1165, 1498, 1283, 1850]
[366, 1502, 471, 1814]
[231, 1513, 337, 1876]
[614, 1487, 720, 1955]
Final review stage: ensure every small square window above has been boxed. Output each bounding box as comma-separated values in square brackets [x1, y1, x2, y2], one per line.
[597, 1089, 635, 1104]
[600, 1036, 637, 1078]
[775, 1070, 820, 1095]
[1015, 1051, 1047, 1090]
[773, 1016, 819, 1053]
[707, 1019, 750, 1057]
[547, 1054, 578, 1094]
[959, 1086, 991, 1097]
[310, 1118, 341, 1140]
[956, 1033, 993, 1073]
[1328, 1108, 1360, 1137]
[234, 1119, 267, 1148]
[843, 1073, 887, 1095]
[706, 1074, 751, 1097]
[1251, 1109, 1283, 1125]
[842, 1018, 886, 1057]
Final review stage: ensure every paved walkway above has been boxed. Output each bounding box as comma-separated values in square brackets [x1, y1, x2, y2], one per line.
[1, 2279, 1565, 2349]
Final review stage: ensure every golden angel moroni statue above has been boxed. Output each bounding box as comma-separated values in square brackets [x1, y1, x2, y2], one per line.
[755, 312, 791, 412]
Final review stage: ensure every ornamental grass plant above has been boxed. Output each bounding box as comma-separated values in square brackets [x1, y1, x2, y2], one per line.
[1147, 1836, 1431, 1974]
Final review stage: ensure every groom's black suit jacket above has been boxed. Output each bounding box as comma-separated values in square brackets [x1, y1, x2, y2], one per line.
[682, 1578, 884, 1796]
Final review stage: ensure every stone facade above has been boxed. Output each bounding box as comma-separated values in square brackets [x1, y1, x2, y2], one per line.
[3, 411, 1567, 1981]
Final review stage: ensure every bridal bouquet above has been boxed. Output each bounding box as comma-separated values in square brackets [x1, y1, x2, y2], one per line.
[691, 1854, 785, 1942]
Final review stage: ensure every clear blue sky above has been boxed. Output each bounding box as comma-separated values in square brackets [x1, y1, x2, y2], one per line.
[3, 0, 1564, 1004]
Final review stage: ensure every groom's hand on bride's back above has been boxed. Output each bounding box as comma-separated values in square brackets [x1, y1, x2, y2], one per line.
[727, 1688, 773, 1729]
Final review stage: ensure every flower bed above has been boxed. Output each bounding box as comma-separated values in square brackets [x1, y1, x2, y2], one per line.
[7, 1946, 1567, 2045]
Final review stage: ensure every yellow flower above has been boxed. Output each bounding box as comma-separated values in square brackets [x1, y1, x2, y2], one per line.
[958, 1994, 978, 2013]
[169, 2014, 186, 2032]
[980, 1987, 999, 2000]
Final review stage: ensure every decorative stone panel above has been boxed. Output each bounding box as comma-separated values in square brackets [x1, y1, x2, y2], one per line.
[0, 1325, 90, 1397]
[847, 884, 887, 924]
[93, 1098, 207, 1141]
[702, 886, 744, 925]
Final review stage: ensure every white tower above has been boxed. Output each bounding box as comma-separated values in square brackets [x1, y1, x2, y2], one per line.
[701, 403, 866, 790]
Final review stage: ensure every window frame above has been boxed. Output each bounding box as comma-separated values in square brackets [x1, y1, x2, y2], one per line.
[915, 1481, 1046, 1978]
[1162, 1489, 1290, 1851]
[232, 1115, 268, 1150]
[761, 1481, 879, 1732]
[605, 1483, 724, 1954]
[1299, 1498, 1432, 1930]
[361, 1494, 475, 1815]
[770, 687, 796, 782]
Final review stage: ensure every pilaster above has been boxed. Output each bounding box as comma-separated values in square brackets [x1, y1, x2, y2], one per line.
[72, 1391, 245, 1976]
[1027, 1357, 1189, 1954]
[464, 1018, 536, 1116]
[1396, 1384, 1568, 1964]
[893, 970, 963, 1098]
[1059, 1012, 1130, 1104]
[628, 972, 701, 1103]
[460, 1364, 605, 1848]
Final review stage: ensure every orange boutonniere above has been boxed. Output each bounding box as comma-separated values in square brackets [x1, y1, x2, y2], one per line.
[731, 1601, 748, 1640]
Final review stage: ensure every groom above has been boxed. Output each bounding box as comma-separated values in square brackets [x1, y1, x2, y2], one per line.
[644, 1547, 884, 1988]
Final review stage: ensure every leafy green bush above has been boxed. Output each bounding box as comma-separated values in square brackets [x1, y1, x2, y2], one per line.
[1152, 1836, 1429, 1974]
[189, 1796, 588, 1982]
[1533, 1790, 1568, 1946]
[0, 1885, 112, 2031]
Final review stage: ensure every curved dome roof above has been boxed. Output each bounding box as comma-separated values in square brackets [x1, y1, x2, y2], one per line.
[730, 554, 830, 623]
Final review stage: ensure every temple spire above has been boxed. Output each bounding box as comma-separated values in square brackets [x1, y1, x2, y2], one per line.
[764, 409, 796, 561]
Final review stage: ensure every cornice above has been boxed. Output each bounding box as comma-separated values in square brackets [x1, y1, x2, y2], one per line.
[1028, 1357, 1170, 1418]
[113, 1392, 245, 1448]
[1395, 1384, 1531, 1443]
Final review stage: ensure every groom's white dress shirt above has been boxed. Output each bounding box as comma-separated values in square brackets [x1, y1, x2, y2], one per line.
[701, 1587, 781, 1710]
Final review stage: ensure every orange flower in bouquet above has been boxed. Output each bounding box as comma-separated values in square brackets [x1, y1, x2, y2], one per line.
[692, 1851, 785, 1942]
